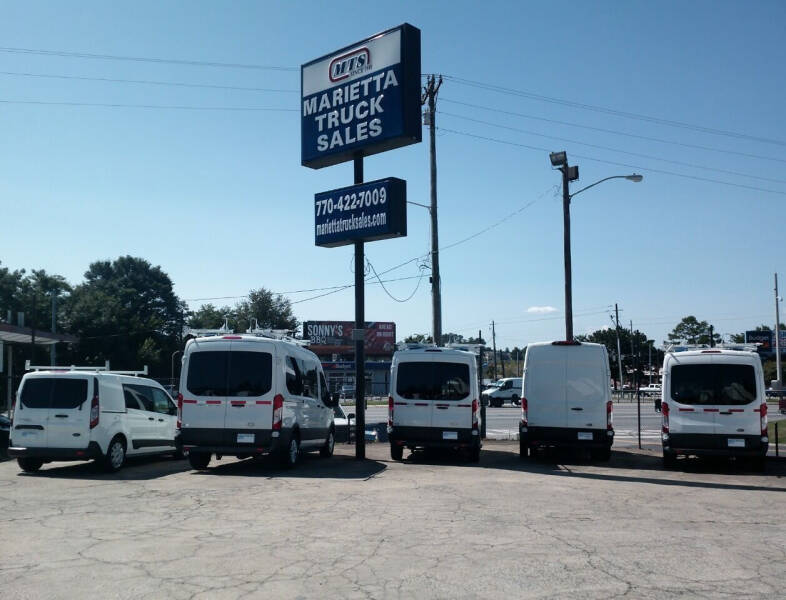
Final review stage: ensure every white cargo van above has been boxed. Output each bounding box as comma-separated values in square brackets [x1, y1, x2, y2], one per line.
[177, 335, 337, 470]
[8, 364, 178, 473]
[482, 377, 522, 407]
[388, 347, 481, 461]
[519, 341, 614, 460]
[661, 348, 768, 468]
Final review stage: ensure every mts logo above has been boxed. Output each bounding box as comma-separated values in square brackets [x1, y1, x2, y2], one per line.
[329, 47, 370, 82]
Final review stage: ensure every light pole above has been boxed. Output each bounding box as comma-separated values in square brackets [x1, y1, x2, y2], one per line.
[550, 151, 643, 341]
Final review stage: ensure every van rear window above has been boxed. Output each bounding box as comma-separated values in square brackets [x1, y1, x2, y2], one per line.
[396, 362, 471, 401]
[20, 378, 88, 409]
[187, 351, 272, 397]
[670, 364, 757, 405]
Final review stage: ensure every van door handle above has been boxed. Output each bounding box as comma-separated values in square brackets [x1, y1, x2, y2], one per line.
[436, 405, 449, 410]
[148, 417, 155, 421]
[570, 407, 583, 411]
[158, 418, 164, 422]
[54, 414, 68, 418]
[719, 411, 731, 415]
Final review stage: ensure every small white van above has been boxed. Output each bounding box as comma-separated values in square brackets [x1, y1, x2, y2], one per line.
[482, 377, 522, 407]
[9, 364, 179, 473]
[520, 341, 614, 460]
[661, 348, 768, 468]
[178, 335, 337, 470]
[388, 347, 481, 461]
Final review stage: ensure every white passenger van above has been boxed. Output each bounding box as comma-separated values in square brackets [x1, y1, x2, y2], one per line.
[519, 341, 614, 460]
[178, 335, 336, 470]
[482, 377, 522, 407]
[8, 363, 179, 473]
[388, 347, 481, 461]
[661, 347, 768, 469]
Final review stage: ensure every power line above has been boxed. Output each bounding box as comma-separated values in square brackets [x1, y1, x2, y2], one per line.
[365, 259, 427, 303]
[0, 99, 298, 112]
[438, 126, 786, 196]
[438, 110, 786, 185]
[0, 70, 298, 93]
[0, 46, 298, 71]
[440, 97, 786, 165]
[441, 74, 786, 147]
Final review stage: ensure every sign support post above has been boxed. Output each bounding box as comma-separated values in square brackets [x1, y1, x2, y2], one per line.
[353, 156, 366, 460]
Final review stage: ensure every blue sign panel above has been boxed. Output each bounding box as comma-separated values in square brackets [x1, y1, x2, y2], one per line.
[301, 23, 422, 169]
[315, 178, 406, 248]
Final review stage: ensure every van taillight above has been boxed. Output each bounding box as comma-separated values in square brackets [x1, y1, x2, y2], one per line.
[760, 402, 768, 436]
[176, 393, 183, 430]
[606, 400, 613, 430]
[388, 396, 394, 427]
[662, 402, 669, 433]
[272, 394, 284, 430]
[472, 398, 479, 430]
[521, 397, 528, 427]
[89, 391, 99, 429]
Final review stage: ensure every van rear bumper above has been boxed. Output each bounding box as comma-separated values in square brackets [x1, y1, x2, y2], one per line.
[389, 425, 479, 448]
[7, 442, 102, 461]
[521, 426, 613, 449]
[179, 427, 281, 456]
[663, 433, 768, 457]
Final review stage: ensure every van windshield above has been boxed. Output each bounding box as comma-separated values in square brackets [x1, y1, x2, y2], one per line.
[396, 362, 471, 401]
[20, 378, 88, 409]
[187, 351, 272, 397]
[670, 364, 757, 405]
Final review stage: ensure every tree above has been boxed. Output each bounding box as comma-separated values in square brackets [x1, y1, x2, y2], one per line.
[404, 333, 432, 344]
[730, 333, 746, 343]
[577, 327, 662, 388]
[234, 288, 298, 333]
[667, 316, 721, 345]
[63, 256, 186, 374]
[188, 303, 232, 329]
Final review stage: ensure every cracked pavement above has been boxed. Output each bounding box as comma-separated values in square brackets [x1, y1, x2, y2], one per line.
[1, 442, 785, 599]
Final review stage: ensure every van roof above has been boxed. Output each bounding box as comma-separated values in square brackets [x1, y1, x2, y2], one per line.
[666, 349, 759, 359]
[393, 346, 476, 360]
[22, 370, 162, 385]
[188, 334, 297, 347]
[527, 340, 604, 350]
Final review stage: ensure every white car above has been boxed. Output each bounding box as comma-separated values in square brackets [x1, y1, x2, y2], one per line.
[520, 341, 614, 460]
[661, 348, 768, 469]
[9, 366, 179, 473]
[388, 347, 481, 461]
[178, 334, 338, 470]
[482, 377, 522, 407]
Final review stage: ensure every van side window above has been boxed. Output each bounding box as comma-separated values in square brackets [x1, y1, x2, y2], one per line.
[124, 388, 142, 410]
[301, 359, 318, 399]
[151, 388, 172, 414]
[286, 356, 303, 396]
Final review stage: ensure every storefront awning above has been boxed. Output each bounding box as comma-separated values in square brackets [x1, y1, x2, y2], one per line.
[0, 323, 78, 345]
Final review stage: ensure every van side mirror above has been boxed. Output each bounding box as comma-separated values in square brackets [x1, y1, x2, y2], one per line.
[331, 392, 340, 405]
[347, 413, 355, 420]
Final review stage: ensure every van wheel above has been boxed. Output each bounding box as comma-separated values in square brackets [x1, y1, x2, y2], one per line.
[281, 434, 299, 468]
[17, 457, 44, 473]
[519, 438, 529, 459]
[320, 429, 335, 458]
[511, 395, 519, 405]
[592, 447, 611, 462]
[390, 443, 404, 461]
[188, 452, 211, 470]
[662, 449, 677, 468]
[103, 436, 126, 472]
[468, 443, 481, 463]
[751, 456, 766, 472]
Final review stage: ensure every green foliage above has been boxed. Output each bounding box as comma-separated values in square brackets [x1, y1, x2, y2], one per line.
[576, 327, 661, 388]
[667, 315, 721, 345]
[188, 303, 232, 329]
[188, 289, 297, 334]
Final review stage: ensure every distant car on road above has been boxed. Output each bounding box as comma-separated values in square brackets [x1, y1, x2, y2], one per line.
[638, 384, 662, 396]
[482, 377, 522, 407]
[339, 384, 355, 401]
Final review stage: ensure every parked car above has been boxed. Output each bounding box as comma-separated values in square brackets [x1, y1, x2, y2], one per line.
[388, 346, 481, 461]
[8, 366, 179, 473]
[178, 334, 338, 470]
[333, 403, 354, 442]
[339, 384, 355, 401]
[520, 341, 614, 461]
[661, 348, 768, 469]
[0, 414, 10, 457]
[482, 377, 522, 407]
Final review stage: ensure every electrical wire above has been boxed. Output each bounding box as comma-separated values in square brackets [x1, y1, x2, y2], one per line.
[0, 46, 298, 71]
[441, 74, 786, 147]
[439, 111, 786, 185]
[0, 70, 298, 93]
[437, 126, 786, 196]
[0, 99, 298, 111]
[365, 259, 427, 303]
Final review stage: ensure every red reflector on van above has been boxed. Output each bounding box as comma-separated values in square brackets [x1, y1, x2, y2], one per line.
[701, 350, 721, 353]
[222, 335, 243, 339]
[256, 400, 272, 405]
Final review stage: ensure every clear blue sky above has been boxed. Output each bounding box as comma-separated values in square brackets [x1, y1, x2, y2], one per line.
[2, 1, 785, 349]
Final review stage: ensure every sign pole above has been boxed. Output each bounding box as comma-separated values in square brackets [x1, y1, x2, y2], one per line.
[354, 156, 366, 460]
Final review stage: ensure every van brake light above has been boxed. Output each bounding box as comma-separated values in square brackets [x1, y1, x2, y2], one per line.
[521, 397, 528, 427]
[606, 400, 613, 430]
[89, 389, 100, 429]
[472, 398, 479, 430]
[662, 402, 669, 433]
[760, 402, 768, 436]
[176, 393, 183, 430]
[388, 396, 394, 427]
[272, 394, 284, 430]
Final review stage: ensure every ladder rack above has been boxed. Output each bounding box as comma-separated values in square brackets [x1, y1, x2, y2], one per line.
[24, 360, 149, 376]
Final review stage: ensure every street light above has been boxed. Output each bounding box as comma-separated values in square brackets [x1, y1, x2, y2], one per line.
[550, 150, 643, 341]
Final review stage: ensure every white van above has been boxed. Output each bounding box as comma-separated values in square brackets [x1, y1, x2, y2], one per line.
[482, 377, 522, 407]
[178, 335, 336, 470]
[8, 365, 179, 473]
[388, 347, 481, 461]
[520, 341, 614, 460]
[661, 348, 768, 468]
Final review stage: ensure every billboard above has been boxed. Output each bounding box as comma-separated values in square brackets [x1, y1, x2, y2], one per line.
[303, 321, 396, 355]
[315, 177, 406, 247]
[746, 330, 786, 351]
[301, 23, 422, 169]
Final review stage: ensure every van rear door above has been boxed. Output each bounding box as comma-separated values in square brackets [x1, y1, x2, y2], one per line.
[565, 347, 608, 430]
[429, 360, 473, 431]
[393, 360, 434, 428]
[524, 345, 568, 428]
[221, 344, 275, 445]
[181, 344, 231, 434]
[668, 360, 718, 435]
[711, 356, 760, 436]
[14, 376, 52, 448]
[15, 375, 90, 449]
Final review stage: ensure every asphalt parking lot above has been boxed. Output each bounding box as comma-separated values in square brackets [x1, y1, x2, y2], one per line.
[2, 443, 785, 599]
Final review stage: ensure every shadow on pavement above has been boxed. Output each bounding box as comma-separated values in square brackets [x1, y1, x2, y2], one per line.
[14, 454, 191, 481]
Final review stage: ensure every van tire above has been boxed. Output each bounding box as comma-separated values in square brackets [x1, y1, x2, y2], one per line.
[17, 457, 44, 473]
[751, 456, 766, 472]
[468, 443, 481, 462]
[188, 452, 211, 470]
[320, 428, 335, 458]
[281, 433, 299, 468]
[103, 436, 126, 472]
[390, 443, 404, 461]
[592, 447, 611, 462]
[662, 449, 677, 468]
[519, 438, 529, 458]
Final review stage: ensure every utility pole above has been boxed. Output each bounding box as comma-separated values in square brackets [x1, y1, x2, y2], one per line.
[615, 304, 624, 394]
[491, 321, 498, 381]
[776, 273, 782, 386]
[422, 74, 443, 345]
[648, 341, 652, 386]
[50, 291, 57, 365]
[354, 156, 366, 460]
[709, 325, 714, 348]
[30, 293, 37, 365]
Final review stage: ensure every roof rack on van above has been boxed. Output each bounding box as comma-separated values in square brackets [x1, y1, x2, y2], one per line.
[24, 360, 149, 376]
[246, 320, 309, 346]
[183, 317, 234, 339]
[665, 343, 759, 353]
